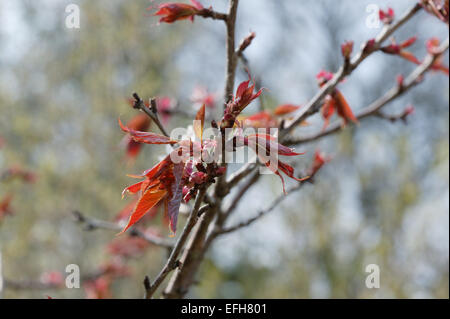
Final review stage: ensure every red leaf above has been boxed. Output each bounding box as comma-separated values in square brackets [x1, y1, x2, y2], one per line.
[118, 186, 167, 234]
[400, 36, 417, 49]
[122, 113, 152, 159]
[308, 150, 331, 177]
[119, 118, 177, 145]
[334, 89, 358, 126]
[121, 180, 146, 198]
[273, 104, 301, 116]
[115, 199, 139, 221]
[431, 62, 449, 74]
[236, 80, 251, 99]
[193, 104, 206, 142]
[245, 134, 304, 156]
[0, 194, 14, 220]
[321, 95, 336, 130]
[399, 51, 421, 65]
[152, 2, 202, 24]
[242, 134, 307, 193]
[243, 111, 277, 128]
[266, 160, 308, 194]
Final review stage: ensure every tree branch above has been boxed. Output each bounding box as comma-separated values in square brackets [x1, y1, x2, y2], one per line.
[161, 0, 240, 299]
[284, 37, 449, 146]
[223, 0, 240, 105]
[144, 188, 209, 299]
[280, 3, 423, 139]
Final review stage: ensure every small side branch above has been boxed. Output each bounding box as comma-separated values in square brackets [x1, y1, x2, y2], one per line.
[284, 37, 449, 146]
[281, 4, 423, 137]
[132, 92, 170, 138]
[72, 211, 174, 249]
[215, 183, 305, 236]
[197, 9, 228, 22]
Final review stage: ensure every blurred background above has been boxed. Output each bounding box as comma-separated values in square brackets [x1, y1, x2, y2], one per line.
[0, 0, 448, 298]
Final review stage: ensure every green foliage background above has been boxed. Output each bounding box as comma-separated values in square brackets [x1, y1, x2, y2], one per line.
[0, 0, 448, 298]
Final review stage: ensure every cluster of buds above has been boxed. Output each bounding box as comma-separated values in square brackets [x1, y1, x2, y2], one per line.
[182, 161, 226, 202]
[221, 77, 263, 130]
[421, 0, 449, 24]
[362, 38, 377, 55]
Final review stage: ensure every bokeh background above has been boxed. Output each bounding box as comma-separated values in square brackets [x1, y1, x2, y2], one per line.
[0, 0, 448, 298]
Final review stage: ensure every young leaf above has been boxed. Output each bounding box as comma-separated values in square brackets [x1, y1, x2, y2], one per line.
[321, 95, 336, 130]
[334, 89, 359, 126]
[273, 104, 301, 116]
[118, 186, 167, 235]
[193, 104, 206, 143]
[119, 118, 177, 145]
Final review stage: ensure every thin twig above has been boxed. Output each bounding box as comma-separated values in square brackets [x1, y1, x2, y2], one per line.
[223, 0, 240, 105]
[132, 92, 170, 138]
[280, 3, 423, 138]
[284, 37, 449, 146]
[197, 9, 228, 22]
[222, 170, 260, 219]
[215, 183, 305, 236]
[72, 211, 174, 249]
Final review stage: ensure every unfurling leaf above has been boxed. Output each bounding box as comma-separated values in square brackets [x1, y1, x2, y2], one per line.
[151, 1, 204, 24]
[240, 134, 307, 194]
[321, 95, 336, 130]
[120, 154, 189, 235]
[221, 76, 264, 129]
